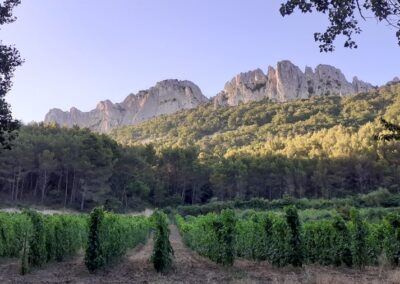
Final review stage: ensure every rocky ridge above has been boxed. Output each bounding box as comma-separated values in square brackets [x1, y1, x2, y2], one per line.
[45, 80, 208, 133]
[213, 60, 374, 107]
[44, 60, 377, 132]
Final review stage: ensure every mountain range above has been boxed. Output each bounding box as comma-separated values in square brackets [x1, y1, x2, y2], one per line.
[44, 60, 380, 132]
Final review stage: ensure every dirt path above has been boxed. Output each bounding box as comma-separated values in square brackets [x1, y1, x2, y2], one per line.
[0, 225, 399, 283]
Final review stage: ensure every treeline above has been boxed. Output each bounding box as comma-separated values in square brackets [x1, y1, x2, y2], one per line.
[0, 85, 399, 211]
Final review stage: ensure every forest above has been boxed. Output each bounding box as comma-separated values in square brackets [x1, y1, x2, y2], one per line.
[0, 83, 399, 211]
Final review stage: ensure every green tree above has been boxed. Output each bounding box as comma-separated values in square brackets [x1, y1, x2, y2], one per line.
[0, 0, 23, 150]
[280, 0, 400, 52]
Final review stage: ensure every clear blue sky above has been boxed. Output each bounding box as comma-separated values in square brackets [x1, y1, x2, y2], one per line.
[2, 0, 399, 123]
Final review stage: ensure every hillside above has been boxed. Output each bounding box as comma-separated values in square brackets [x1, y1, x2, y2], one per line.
[43, 60, 375, 133]
[0, 84, 399, 211]
[111, 83, 400, 154]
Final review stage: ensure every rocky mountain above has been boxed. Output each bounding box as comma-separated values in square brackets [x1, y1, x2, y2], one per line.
[213, 60, 375, 107]
[45, 60, 377, 132]
[44, 80, 208, 133]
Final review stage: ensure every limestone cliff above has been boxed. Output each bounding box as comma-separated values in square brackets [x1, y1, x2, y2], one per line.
[44, 80, 208, 133]
[213, 60, 375, 107]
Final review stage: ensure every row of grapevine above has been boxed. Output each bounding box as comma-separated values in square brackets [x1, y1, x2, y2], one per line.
[177, 207, 400, 268]
[0, 210, 87, 274]
[176, 209, 236, 265]
[85, 207, 151, 272]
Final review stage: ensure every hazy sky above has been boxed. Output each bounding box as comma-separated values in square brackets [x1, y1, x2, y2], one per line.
[2, 0, 399, 123]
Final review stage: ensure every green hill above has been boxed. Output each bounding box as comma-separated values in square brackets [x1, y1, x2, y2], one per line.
[0, 84, 399, 210]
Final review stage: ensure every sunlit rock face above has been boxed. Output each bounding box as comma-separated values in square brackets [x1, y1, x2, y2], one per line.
[44, 80, 208, 133]
[45, 60, 377, 132]
[213, 60, 375, 107]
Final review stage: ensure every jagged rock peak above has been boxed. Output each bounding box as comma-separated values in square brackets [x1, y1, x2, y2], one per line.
[386, 77, 400, 86]
[44, 79, 208, 133]
[213, 60, 375, 107]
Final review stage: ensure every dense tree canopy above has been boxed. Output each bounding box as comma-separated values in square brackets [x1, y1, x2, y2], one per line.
[280, 0, 400, 51]
[0, 84, 399, 211]
[0, 0, 23, 150]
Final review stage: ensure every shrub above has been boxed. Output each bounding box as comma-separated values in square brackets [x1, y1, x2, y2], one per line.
[383, 213, 400, 266]
[332, 216, 352, 267]
[151, 210, 174, 273]
[25, 210, 47, 268]
[85, 207, 105, 272]
[85, 207, 150, 273]
[285, 206, 303, 267]
[350, 209, 368, 268]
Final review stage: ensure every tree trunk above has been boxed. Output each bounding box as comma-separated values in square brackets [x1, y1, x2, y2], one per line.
[41, 169, 47, 204]
[80, 185, 86, 211]
[19, 174, 25, 201]
[191, 186, 195, 204]
[70, 168, 76, 205]
[33, 175, 39, 199]
[29, 173, 33, 193]
[57, 171, 63, 194]
[11, 170, 16, 201]
[64, 169, 69, 208]
[15, 166, 21, 201]
[123, 186, 128, 211]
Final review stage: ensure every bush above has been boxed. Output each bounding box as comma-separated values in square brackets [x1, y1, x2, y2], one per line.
[350, 209, 368, 268]
[85, 207, 105, 272]
[175, 209, 236, 266]
[285, 206, 303, 267]
[332, 216, 352, 267]
[25, 210, 47, 268]
[151, 210, 174, 273]
[85, 207, 150, 273]
[383, 213, 400, 266]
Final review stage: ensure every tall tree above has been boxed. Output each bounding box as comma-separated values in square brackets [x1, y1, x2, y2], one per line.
[0, 0, 23, 150]
[280, 0, 400, 51]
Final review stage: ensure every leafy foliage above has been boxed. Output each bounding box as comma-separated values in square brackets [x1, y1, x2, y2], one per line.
[280, 0, 400, 51]
[151, 210, 174, 273]
[0, 211, 86, 274]
[0, 86, 399, 210]
[85, 207, 105, 272]
[0, 0, 23, 150]
[85, 207, 150, 273]
[176, 209, 236, 266]
[177, 208, 400, 268]
[285, 206, 303, 267]
[349, 209, 369, 268]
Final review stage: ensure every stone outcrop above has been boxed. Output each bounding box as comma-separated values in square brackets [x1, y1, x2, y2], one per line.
[386, 77, 400, 86]
[213, 60, 375, 107]
[45, 60, 379, 132]
[44, 80, 208, 133]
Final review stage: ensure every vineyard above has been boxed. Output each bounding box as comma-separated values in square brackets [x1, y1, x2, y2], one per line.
[0, 207, 400, 283]
[0, 208, 153, 276]
[176, 207, 400, 269]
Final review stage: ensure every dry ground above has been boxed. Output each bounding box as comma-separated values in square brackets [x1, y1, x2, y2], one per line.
[0, 225, 399, 284]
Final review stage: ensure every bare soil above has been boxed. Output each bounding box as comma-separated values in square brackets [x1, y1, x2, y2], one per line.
[0, 225, 398, 284]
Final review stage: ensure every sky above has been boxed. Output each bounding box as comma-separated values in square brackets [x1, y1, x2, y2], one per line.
[1, 0, 399, 123]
